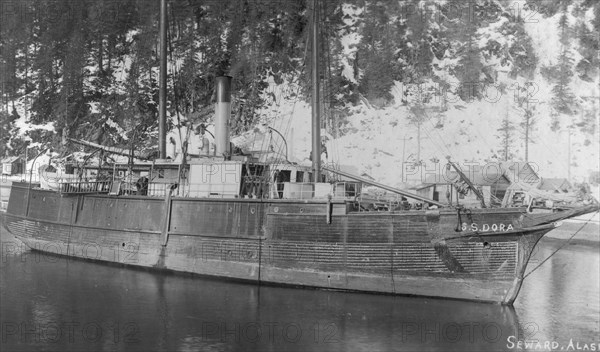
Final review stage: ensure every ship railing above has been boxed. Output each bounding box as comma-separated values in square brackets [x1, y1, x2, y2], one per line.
[113, 181, 139, 196]
[332, 182, 361, 199]
[267, 181, 362, 200]
[143, 181, 363, 199]
[353, 192, 407, 212]
[144, 182, 238, 199]
[59, 180, 112, 194]
[180, 182, 239, 198]
[146, 182, 171, 197]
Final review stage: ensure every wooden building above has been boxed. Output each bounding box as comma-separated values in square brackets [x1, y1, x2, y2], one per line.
[416, 162, 540, 207]
[1, 156, 24, 175]
[538, 178, 572, 192]
[499, 161, 540, 187]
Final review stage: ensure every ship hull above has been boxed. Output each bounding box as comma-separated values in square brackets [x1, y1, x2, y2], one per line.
[2, 182, 554, 304]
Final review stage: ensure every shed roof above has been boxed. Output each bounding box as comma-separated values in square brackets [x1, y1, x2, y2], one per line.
[421, 161, 541, 186]
[500, 161, 540, 184]
[1, 156, 22, 164]
[538, 178, 572, 191]
[423, 165, 510, 186]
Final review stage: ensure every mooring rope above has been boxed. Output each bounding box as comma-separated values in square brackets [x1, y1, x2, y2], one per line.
[523, 211, 599, 279]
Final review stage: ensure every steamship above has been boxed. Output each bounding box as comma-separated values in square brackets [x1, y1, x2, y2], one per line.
[1, 0, 598, 305]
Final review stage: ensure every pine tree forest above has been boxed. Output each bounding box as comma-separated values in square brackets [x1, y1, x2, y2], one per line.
[0, 0, 598, 180]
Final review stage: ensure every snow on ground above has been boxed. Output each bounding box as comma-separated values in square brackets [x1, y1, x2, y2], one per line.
[3, 2, 598, 190]
[265, 3, 600, 186]
[339, 4, 363, 84]
[236, 73, 599, 187]
[10, 93, 56, 143]
[105, 118, 129, 141]
[523, 13, 561, 67]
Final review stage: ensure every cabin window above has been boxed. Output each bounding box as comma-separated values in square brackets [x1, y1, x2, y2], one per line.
[278, 170, 291, 182]
[158, 169, 165, 179]
[296, 171, 304, 183]
[273, 170, 291, 199]
[240, 164, 266, 198]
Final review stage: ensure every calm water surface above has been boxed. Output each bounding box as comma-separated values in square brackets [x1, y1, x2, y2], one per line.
[1, 227, 598, 351]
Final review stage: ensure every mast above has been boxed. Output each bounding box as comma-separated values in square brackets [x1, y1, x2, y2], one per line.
[158, 0, 168, 159]
[311, 0, 321, 182]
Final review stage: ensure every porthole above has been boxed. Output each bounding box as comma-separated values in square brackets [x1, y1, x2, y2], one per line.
[250, 207, 256, 214]
[273, 207, 279, 213]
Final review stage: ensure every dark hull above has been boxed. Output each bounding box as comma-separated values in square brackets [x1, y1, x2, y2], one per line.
[2, 182, 562, 304]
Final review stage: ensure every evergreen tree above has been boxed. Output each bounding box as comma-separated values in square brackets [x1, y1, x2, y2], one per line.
[549, 2, 577, 131]
[574, 2, 599, 82]
[356, 1, 403, 106]
[506, 22, 538, 79]
[445, 0, 486, 102]
[525, 0, 567, 17]
[0, 0, 597, 162]
[519, 98, 537, 162]
[496, 109, 516, 161]
[397, 0, 436, 82]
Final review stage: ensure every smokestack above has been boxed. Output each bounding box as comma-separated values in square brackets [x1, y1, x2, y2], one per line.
[215, 76, 232, 156]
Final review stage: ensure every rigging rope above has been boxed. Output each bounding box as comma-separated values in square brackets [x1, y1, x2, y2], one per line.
[259, 0, 313, 167]
[421, 124, 448, 159]
[258, 0, 341, 184]
[522, 211, 599, 279]
[425, 116, 453, 156]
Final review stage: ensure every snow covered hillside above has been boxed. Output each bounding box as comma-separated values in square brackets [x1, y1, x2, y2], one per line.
[1, 0, 598, 187]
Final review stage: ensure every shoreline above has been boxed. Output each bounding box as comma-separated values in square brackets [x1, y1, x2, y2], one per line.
[541, 235, 600, 249]
[543, 219, 599, 248]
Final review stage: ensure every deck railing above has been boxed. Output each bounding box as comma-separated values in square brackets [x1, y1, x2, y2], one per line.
[54, 179, 367, 200]
[147, 182, 170, 197]
[59, 181, 112, 194]
[333, 182, 361, 199]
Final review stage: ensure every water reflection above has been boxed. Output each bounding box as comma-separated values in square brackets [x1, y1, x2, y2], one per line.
[1, 229, 598, 351]
[515, 238, 600, 343]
